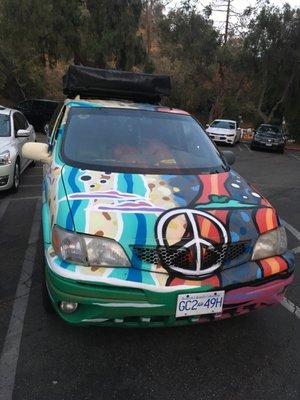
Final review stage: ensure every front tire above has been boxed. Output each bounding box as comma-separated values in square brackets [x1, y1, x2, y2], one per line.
[9, 159, 20, 193]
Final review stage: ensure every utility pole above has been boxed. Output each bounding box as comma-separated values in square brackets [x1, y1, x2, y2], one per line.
[224, 0, 231, 44]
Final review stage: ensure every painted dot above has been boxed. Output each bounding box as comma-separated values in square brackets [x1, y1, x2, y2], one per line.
[241, 211, 250, 222]
[100, 179, 107, 184]
[252, 192, 261, 198]
[240, 227, 247, 235]
[80, 175, 91, 181]
[163, 196, 170, 201]
[173, 187, 180, 193]
[236, 180, 241, 183]
[231, 183, 240, 188]
[90, 184, 95, 188]
[243, 195, 248, 199]
[159, 181, 166, 185]
[231, 232, 239, 241]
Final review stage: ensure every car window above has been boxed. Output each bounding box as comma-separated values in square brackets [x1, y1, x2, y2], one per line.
[211, 121, 235, 130]
[0, 114, 10, 137]
[17, 113, 29, 128]
[18, 100, 33, 112]
[62, 108, 228, 174]
[13, 112, 28, 134]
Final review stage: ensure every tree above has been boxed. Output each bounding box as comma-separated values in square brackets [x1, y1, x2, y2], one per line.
[242, 4, 300, 125]
[157, 0, 219, 116]
[0, 0, 152, 102]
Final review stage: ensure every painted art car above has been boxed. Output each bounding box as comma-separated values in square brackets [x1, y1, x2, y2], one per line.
[22, 67, 294, 327]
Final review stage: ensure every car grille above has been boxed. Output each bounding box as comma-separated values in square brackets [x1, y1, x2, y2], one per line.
[132, 242, 248, 275]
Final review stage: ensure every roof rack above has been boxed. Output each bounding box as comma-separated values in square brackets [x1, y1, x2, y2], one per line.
[63, 65, 171, 104]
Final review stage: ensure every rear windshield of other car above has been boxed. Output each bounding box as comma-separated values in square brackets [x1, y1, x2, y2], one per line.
[62, 108, 228, 174]
[0, 115, 10, 137]
[210, 120, 235, 130]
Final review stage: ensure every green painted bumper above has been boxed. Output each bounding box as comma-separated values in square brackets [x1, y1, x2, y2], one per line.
[45, 263, 294, 328]
[46, 266, 214, 327]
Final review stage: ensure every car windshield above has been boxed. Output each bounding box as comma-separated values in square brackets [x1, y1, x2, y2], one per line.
[62, 108, 228, 174]
[0, 114, 10, 137]
[257, 125, 282, 136]
[210, 120, 235, 130]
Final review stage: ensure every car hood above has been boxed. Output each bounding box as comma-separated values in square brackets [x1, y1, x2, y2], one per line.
[207, 128, 234, 135]
[0, 137, 13, 152]
[58, 165, 278, 271]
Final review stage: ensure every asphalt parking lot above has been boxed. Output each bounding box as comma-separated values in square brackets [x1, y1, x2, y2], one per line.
[0, 142, 299, 400]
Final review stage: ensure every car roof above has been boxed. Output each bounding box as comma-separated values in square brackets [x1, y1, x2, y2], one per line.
[213, 119, 236, 123]
[259, 124, 280, 128]
[19, 98, 58, 103]
[0, 106, 18, 115]
[64, 98, 190, 115]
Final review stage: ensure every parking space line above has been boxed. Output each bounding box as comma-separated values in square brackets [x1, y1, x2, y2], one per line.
[20, 184, 41, 188]
[238, 145, 243, 151]
[282, 220, 300, 241]
[292, 246, 300, 254]
[10, 196, 42, 201]
[0, 200, 41, 400]
[281, 297, 300, 319]
[0, 198, 10, 222]
[243, 144, 251, 152]
[289, 153, 300, 161]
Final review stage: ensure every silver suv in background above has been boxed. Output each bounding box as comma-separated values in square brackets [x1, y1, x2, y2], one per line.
[206, 119, 241, 146]
[0, 106, 36, 192]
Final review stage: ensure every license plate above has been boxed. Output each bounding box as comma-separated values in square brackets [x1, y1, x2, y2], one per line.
[176, 291, 225, 318]
[266, 143, 272, 146]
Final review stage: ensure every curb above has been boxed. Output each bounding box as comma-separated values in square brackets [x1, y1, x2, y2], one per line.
[286, 147, 300, 151]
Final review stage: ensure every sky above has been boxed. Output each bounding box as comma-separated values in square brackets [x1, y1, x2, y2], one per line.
[168, 1, 300, 30]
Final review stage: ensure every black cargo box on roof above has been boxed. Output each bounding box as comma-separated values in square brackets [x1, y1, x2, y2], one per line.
[63, 65, 171, 103]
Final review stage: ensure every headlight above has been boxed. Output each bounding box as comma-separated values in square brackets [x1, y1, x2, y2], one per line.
[52, 225, 131, 267]
[0, 150, 12, 165]
[252, 226, 287, 261]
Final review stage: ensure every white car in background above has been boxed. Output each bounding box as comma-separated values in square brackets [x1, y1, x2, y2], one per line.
[206, 119, 241, 146]
[0, 106, 36, 192]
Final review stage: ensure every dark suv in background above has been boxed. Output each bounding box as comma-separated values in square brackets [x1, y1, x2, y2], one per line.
[16, 99, 58, 132]
[251, 124, 286, 153]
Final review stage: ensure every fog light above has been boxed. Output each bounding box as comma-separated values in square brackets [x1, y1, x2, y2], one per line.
[60, 301, 78, 313]
[0, 176, 9, 186]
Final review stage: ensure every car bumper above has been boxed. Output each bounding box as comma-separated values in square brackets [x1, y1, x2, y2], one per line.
[252, 141, 284, 150]
[209, 134, 236, 144]
[45, 251, 295, 328]
[0, 163, 14, 191]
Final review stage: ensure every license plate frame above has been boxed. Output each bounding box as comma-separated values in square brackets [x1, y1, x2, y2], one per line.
[176, 290, 225, 318]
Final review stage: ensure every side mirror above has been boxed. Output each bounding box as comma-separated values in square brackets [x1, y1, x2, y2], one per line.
[206, 124, 210, 128]
[44, 123, 50, 136]
[222, 150, 235, 165]
[22, 142, 52, 165]
[17, 128, 30, 137]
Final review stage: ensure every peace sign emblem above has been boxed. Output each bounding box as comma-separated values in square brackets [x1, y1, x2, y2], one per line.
[156, 209, 228, 277]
